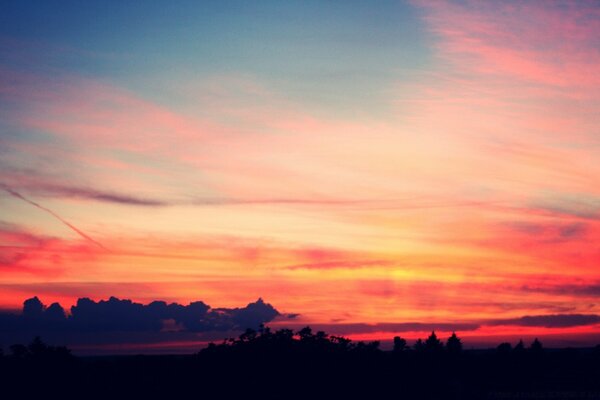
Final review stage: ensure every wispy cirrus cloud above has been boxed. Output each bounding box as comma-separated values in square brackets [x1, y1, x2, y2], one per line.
[1, 171, 513, 210]
[415, 0, 600, 88]
[284, 259, 393, 271]
[521, 282, 600, 298]
[531, 195, 600, 221]
[1, 180, 169, 207]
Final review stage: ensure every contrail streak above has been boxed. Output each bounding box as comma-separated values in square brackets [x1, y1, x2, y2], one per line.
[1, 184, 107, 250]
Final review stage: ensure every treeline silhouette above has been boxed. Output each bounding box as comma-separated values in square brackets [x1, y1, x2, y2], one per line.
[199, 325, 551, 359]
[1, 329, 600, 399]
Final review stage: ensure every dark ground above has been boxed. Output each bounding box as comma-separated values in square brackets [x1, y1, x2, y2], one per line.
[1, 329, 600, 400]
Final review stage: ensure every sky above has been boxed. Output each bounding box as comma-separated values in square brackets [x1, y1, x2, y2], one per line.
[1, 0, 600, 352]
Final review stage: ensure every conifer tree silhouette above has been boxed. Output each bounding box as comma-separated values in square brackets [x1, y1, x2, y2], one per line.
[446, 332, 462, 354]
[530, 338, 543, 354]
[513, 339, 525, 355]
[424, 331, 443, 352]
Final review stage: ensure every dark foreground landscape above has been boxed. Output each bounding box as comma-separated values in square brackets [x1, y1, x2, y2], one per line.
[2, 328, 600, 399]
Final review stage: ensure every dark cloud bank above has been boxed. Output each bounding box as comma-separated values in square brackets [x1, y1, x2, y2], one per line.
[0, 296, 281, 333]
[292, 315, 600, 336]
[487, 314, 600, 328]
[0, 296, 281, 352]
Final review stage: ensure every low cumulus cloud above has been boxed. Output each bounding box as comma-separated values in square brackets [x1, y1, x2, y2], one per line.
[0, 296, 280, 343]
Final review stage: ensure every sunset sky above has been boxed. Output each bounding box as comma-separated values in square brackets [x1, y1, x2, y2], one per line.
[1, 0, 600, 351]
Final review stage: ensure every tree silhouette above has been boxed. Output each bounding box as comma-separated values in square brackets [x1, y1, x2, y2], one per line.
[413, 338, 424, 352]
[355, 340, 380, 352]
[393, 336, 407, 353]
[9, 344, 28, 358]
[513, 339, 525, 355]
[7, 337, 73, 360]
[446, 332, 462, 354]
[496, 342, 512, 355]
[424, 331, 443, 352]
[28, 336, 47, 356]
[530, 338, 543, 354]
[297, 326, 313, 341]
[274, 328, 294, 342]
[330, 335, 351, 351]
[239, 328, 257, 342]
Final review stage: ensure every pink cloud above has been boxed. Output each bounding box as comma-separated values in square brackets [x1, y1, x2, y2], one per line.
[416, 0, 600, 88]
[0, 223, 101, 279]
